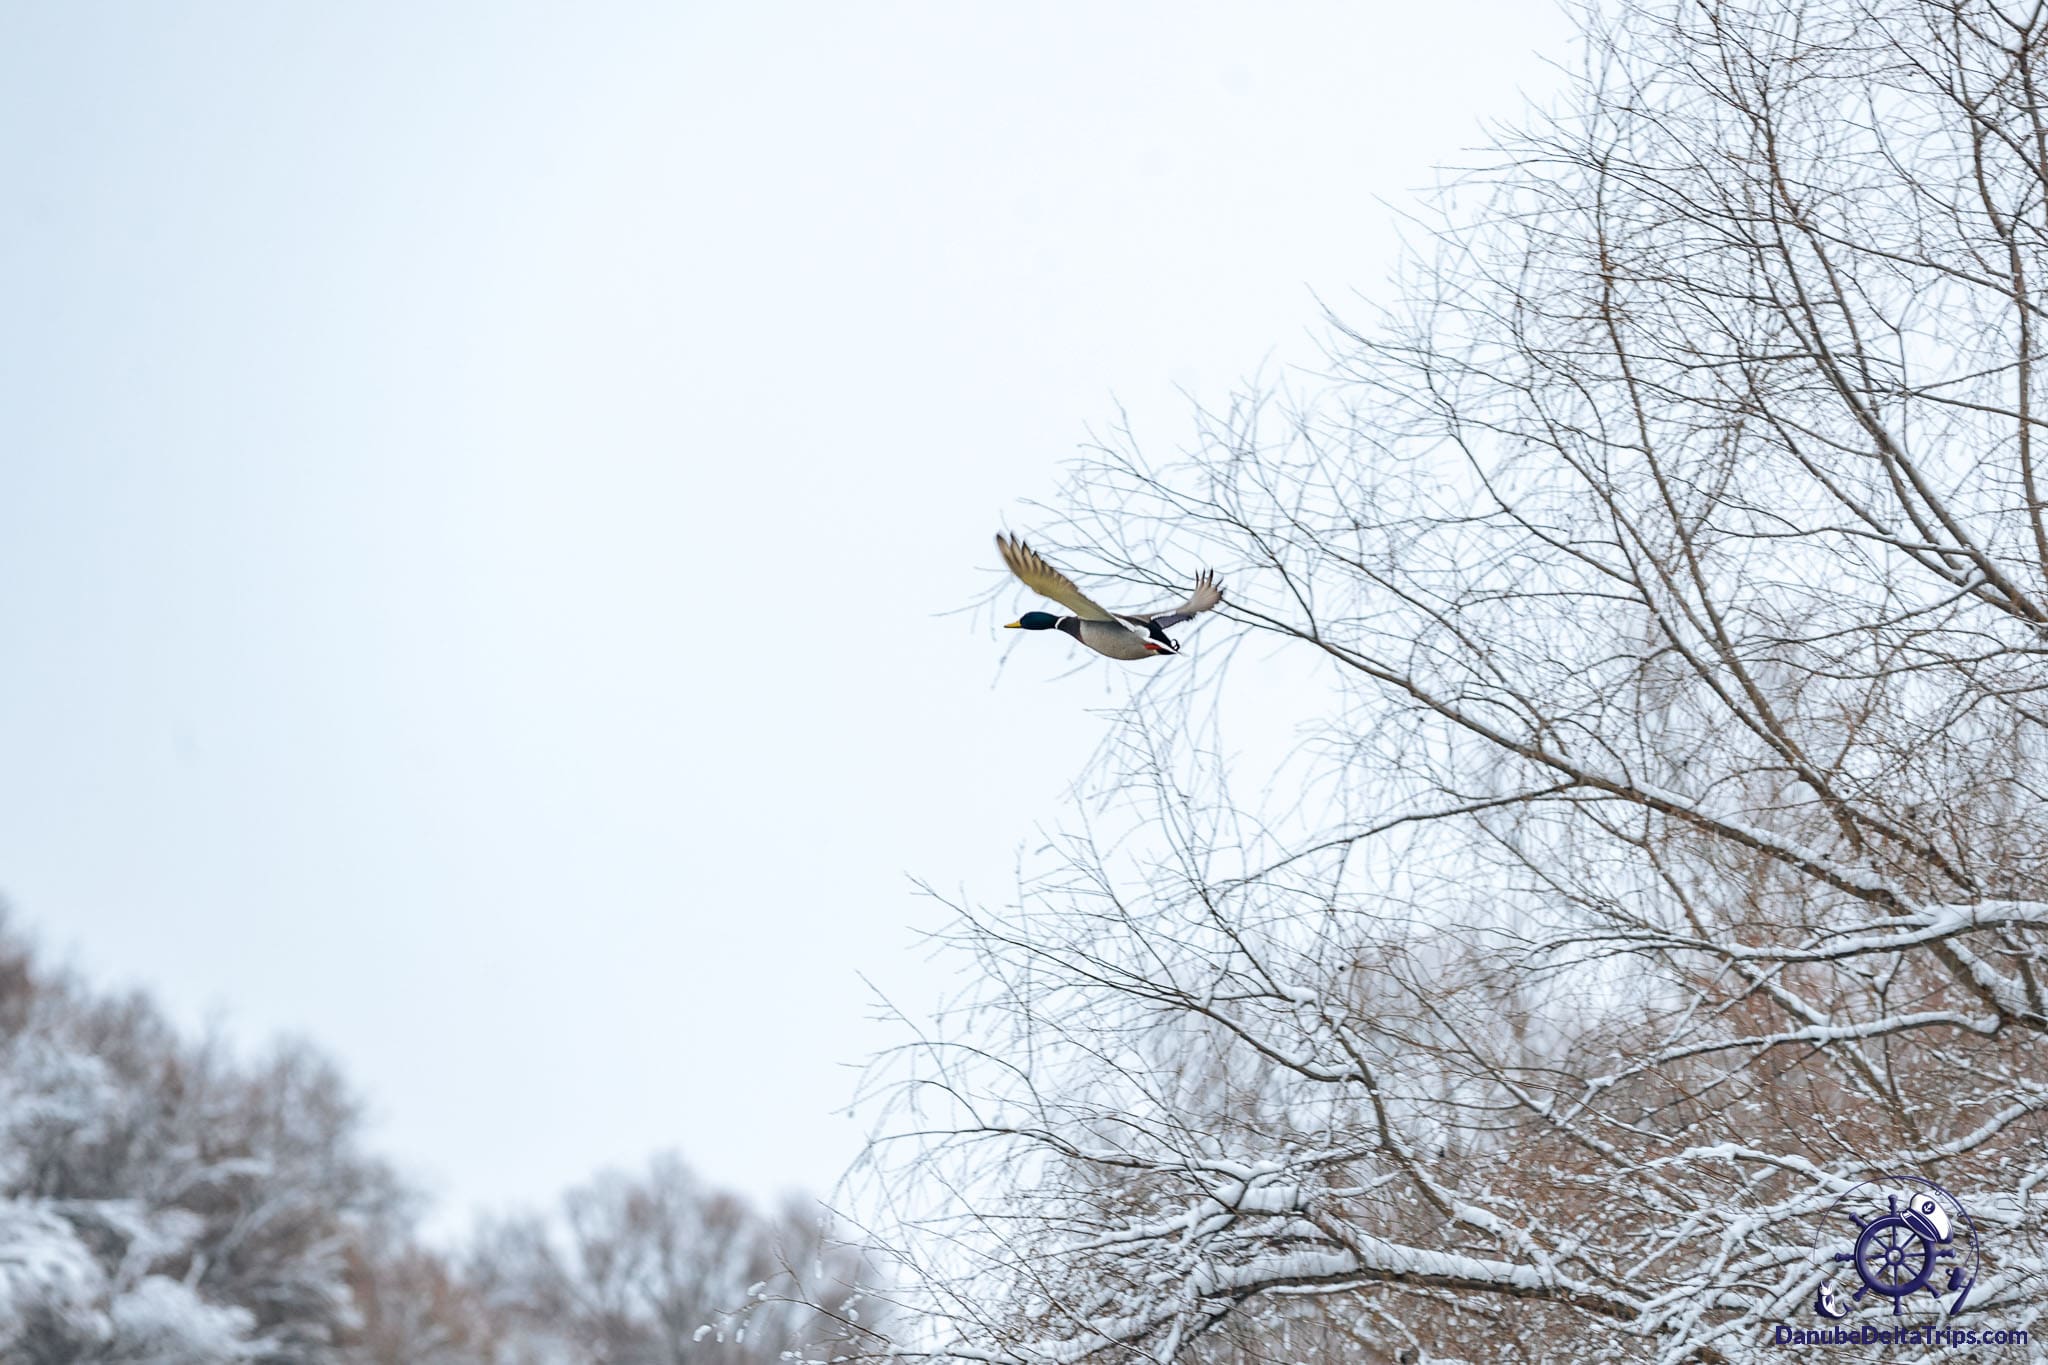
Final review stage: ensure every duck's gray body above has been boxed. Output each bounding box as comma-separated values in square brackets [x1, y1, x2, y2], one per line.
[1058, 615, 1163, 661]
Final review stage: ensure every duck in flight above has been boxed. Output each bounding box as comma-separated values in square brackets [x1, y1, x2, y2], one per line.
[997, 532, 1224, 661]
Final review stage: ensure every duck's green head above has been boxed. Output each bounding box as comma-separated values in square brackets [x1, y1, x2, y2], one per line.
[1004, 611, 1061, 631]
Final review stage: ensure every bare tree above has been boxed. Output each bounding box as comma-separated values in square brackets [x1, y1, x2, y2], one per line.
[340, 1213, 499, 1365]
[0, 909, 871, 1365]
[0, 913, 408, 1363]
[861, 0, 2048, 1359]
[467, 1153, 872, 1365]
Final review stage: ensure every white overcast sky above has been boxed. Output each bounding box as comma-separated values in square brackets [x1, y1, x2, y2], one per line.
[0, 2, 1573, 1234]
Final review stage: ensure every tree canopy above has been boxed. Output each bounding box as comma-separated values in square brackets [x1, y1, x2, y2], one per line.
[860, 0, 2048, 1358]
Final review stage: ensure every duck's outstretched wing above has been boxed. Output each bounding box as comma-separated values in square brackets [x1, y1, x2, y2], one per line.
[996, 533, 1118, 621]
[1123, 569, 1224, 629]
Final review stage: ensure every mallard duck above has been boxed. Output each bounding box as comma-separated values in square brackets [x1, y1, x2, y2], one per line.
[997, 532, 1223, 661]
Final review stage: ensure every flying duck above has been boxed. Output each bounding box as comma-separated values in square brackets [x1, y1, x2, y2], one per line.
[996, 532, 1224, 661]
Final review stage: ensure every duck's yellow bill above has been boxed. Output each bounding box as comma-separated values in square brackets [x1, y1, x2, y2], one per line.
[1003, 620, 1023, 628]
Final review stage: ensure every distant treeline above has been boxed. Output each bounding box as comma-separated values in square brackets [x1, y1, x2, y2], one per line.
[0, 911, 869, 1364]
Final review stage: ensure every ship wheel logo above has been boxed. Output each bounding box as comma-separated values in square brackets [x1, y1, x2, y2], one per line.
[1813, 1176, 1978, 1320]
